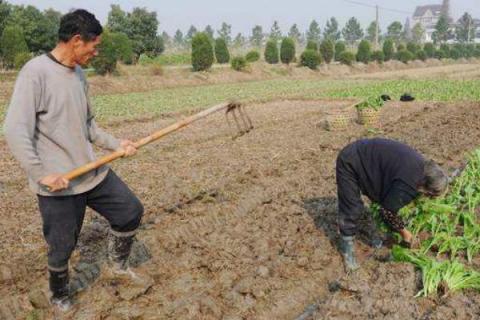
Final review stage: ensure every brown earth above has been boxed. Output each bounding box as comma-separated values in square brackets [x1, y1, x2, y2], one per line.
[1, 99, 480, 319]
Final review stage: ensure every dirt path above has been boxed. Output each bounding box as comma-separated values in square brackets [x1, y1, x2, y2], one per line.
[1, 99, 480, 319]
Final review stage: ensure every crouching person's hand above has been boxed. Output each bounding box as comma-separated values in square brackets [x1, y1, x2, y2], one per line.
[39, 174, 69, 192]
[399, 228, 416, 249]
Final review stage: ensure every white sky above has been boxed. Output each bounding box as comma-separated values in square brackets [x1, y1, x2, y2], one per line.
[7, 0, 480, 36]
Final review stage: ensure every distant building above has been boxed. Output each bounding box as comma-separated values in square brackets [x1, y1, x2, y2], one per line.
[474, 19, 480, 42]
[412, 0, 451, 42]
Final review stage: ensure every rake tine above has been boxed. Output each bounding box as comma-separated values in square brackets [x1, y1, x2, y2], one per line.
[230, 108, 246, 138]
[225, 102, 244, 139]
[237, 105, 254, 132]
[225, 110, 241, 139]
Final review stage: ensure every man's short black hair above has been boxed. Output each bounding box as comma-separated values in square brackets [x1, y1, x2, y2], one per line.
[58, 9, 103, 43]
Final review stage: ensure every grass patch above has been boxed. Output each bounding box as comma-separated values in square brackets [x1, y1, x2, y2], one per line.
[315, 79, 480, 102]
[1, 78, 480, 128]
[155, 53, 191, 66]
[90, 79, 346, 122]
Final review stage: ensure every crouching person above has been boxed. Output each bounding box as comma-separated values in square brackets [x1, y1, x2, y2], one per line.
[3, 9, 144, 311]
[335, 138, 448, 271]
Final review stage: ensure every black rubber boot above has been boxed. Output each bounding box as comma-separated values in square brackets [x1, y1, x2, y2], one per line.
[339, 235, 360, 272]
[49, 269, 73, 311]
[108, 232, 135, 270]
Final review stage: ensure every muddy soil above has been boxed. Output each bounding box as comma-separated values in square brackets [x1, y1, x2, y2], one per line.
[1, 99, 480, 319]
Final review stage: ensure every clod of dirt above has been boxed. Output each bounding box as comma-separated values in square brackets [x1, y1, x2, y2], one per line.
[28, 289, 50, 309]
[0, 265, 13, 283]
[256, 266, 270, 278]
[117, 274, 154, 301]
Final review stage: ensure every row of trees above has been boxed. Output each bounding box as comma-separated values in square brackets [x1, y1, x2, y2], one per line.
[165, 13, 478, 51]
[0, 1, 164, 69]
[1, 0, 479, 72]
[188, 32, 480, 73]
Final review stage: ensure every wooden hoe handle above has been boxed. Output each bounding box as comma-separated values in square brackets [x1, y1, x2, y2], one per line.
[62, 102, 232, 181]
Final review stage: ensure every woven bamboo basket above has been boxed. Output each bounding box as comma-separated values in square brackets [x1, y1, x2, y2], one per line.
[357, 108, 380, 126]
[325, 114, 351, 131]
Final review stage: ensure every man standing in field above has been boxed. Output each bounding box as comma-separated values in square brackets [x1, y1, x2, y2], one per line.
[336, 138, 448, 271]
[4, 9, 144, 311]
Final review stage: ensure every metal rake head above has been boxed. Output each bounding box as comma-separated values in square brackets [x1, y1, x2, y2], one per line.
[225, 102, 254, 139]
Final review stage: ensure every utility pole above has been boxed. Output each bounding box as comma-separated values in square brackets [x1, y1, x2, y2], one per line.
[467, 15, 471, 42]
[375, 5, 379, 50]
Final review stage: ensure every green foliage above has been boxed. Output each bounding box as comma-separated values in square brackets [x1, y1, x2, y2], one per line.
[232, 33, 246, 48]
[455, 12, 475, 43]
[424, 43, 436, 58]
[342, 17, 364, 45]
[110, 32, 134, 64]
[389, 150, 480, 296]
[0, 24, 28, 69]
[91, 31, 118, 75]
[138, 53, 153, 65]
[245, 50, 260, 62]
[300, 49, 321, 70]
[156, 53, 191, 65]
[452, 43, 467, 58]
[433, 15, 450, 44]
[371, 50, 385, 63]
[191, 32, 214, 71]
[355, 96, 384, 111]
[2, 76, 480, 126]
[0, 1, 11, 38]
[264, 39, 279, 64]
[440, 43, 450, 54]
[465, 44, 476, 58]
[317, 79, 480, 103]
[474, 48, 480, 58]
[319, 39, 335, 64]
[396, 49, 414, 63]
[204, 25, 214, 42]
[182, 25, 198, 44]
[386, 21, 403, 43]
[107, 6, 161, 57]
[288, 24, 302, 44]
[306, 20, 321, 44]
[214, 38, 230, 64]
[334, 41, 346, 61]
[280, 37, 295, 64]
[435, 49, 449, 59]
[356, 39, 371, 63]
[449, 48, 462, 60]
[416, 50, 427, 61]
[366, 21, 380, 43]
[230, 55, 247, 71]
[173, 29, 185, 48]
[217, 22, 232, 44]
[397, 43, 406, 51]
[324, 17, 341, 41]
[13, 51, 31, 69]
[412, 23, 425, 44]
[338, 51, 356, 66]
[269, 21, 282, 43]
[383, 39, 395, 61]
[250, 25, 264, 48]
[5, 5, 60, 53]
[306, 40, 318, 52]
[407, 42, 420, 54]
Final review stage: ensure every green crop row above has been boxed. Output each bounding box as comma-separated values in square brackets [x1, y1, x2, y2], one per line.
[1, 78, 480, 129]
[386, 150, 480, 296]
[315, 79, 480, 102]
